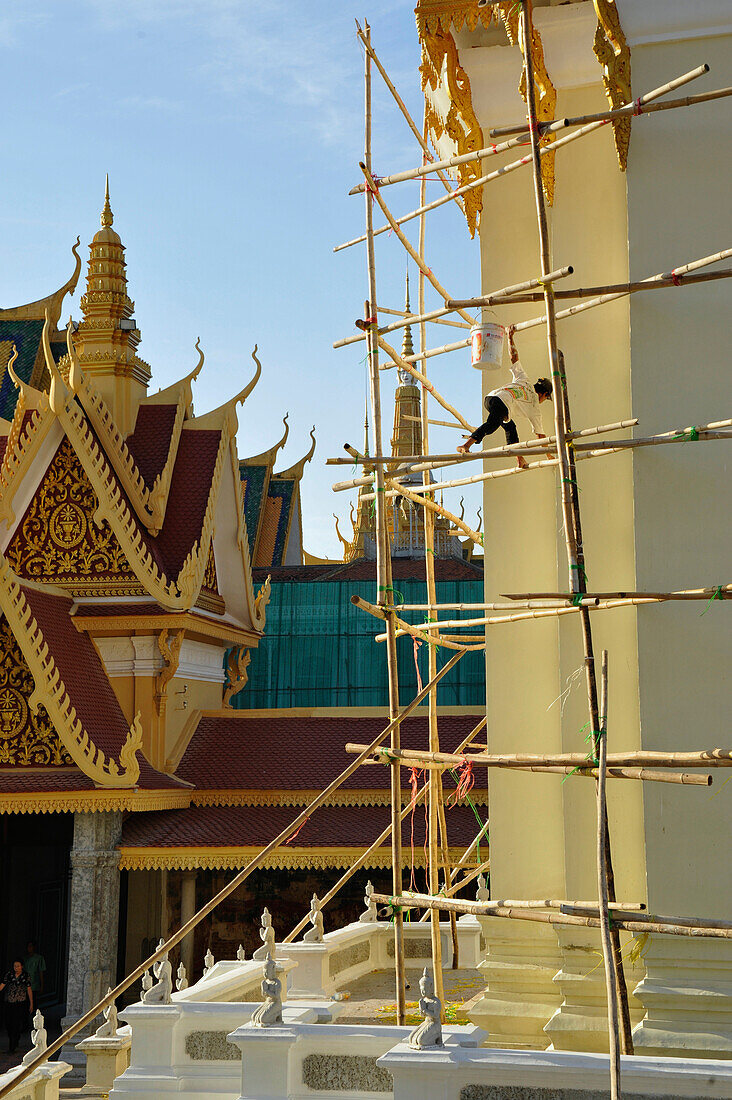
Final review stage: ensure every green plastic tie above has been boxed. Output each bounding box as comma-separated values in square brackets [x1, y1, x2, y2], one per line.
[570, 563, 588, 586]
[674, 425, 700, 443]
[701, 585, 724, 616]
[571, 593, 584, 607]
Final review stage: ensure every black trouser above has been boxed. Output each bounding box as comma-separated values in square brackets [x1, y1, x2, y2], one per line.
[470, 395, 518, 446]
[5, 1001, 26, 1051]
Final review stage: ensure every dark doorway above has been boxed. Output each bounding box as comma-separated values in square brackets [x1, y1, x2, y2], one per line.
[0, 813, 73, 1009]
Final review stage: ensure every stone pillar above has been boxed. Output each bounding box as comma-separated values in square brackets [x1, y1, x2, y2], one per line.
[180, 871, 197, 977]
[62, 811, 123, 1079]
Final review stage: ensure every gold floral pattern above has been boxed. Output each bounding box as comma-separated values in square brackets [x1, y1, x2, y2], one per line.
[0, 618, 71, 766]
[6, 436, 140, 590]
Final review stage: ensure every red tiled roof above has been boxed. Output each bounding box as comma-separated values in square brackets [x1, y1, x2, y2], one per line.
[177, 714, 486, 793]
[120, 801, 486, 851]
[125, 403, 178, 488]
[0, 769, 96, 793]
[252, 558, 483, 585]
[15, 585, 185, 790]
[73, 603, 167, 617]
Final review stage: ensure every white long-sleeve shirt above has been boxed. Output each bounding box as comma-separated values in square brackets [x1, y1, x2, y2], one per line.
[487, 360, 544, 435]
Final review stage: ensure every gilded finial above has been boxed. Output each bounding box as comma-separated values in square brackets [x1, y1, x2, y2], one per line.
[101, 174, 113, 228]
[401, 265, 414, 365]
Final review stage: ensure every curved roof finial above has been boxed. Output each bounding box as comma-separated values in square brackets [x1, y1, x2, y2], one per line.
[192, 337, 205, 381]
[6, 345, 20, 390]
[101, 174, 113, 229]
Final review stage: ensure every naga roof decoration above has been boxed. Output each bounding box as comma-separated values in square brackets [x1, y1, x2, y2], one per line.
[239, 414, 290, 560]
[414, 0, 631, 232]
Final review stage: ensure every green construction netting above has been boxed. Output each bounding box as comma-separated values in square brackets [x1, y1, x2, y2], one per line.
[230, 577, 485, 709]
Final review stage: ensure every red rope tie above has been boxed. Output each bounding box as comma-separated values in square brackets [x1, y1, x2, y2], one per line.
[285, 816, 309, 844]
[491, 144, 498, 154]
[448, 757, 475, 806]
[413, 636, 423, 693]
[633, 97, 643, 116]
[671, 270, 682, 287]
[408, 766, 422, 891]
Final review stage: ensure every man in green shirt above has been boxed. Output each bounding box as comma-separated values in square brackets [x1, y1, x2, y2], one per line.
[23, 942, 46, 998]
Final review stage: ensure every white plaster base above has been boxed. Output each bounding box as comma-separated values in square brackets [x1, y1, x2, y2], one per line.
[633, 936, 732, 1059]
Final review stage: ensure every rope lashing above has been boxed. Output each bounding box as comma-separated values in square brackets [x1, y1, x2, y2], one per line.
[633, 97, 644, 116]
[674, 425, 700, 442]
[571, 562, 589, 586]
[408, 766, 424, 892]
[448, 767, 487, 862]
[671, 269, 682, 286]
[447, 757, 475, 807]
[413, 636, 423, 693]
[378, 583, 405, 606]
[701, 585, 724, 616]
[284, 815, 310, 844]
[571, 593, 584, 607]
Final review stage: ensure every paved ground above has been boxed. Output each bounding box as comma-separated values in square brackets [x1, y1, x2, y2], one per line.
[334, 967, 484, 1026]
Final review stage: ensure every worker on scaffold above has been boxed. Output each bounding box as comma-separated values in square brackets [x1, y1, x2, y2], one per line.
[457, 327, 553, 468]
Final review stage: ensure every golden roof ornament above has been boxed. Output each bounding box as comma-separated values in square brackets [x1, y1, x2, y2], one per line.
[101, 174, 113, 228]
[399, 267, 414, 379]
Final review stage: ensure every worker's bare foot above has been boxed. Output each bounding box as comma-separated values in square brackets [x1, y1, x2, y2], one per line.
[516, 455, 528, 470]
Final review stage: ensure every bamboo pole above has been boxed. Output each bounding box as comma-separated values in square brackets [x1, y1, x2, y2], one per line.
[386, 476, 483, 547]
[352, 19, 466, 220]
[596, 652, 622, 1098]
[359, 161, 476, 326]
[369, 892, 732, 939]
[351, 594, 486, 652]
[452, 265, 732, 308]
[405, 599, 664, 631]
[346, 746, 710, 787]
[501, 585, 731, 603]
[419, 819, 491, 922]
[283, 719, 484, 943]
[0, 647, 464, 1098]
[490, 76, 732, 138]
[334, 267, 570, 349]
[349, 743, 732, 770]
[513, 249, 732, 333]
[379, 305, 470, 329]
[362, 22, 406, 1026]
[337, 67, 708, 254]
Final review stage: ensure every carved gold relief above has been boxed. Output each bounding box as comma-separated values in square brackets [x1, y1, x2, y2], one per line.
[203, 544, 218, 591]
[0, 618, 72, 766]
[6, 436, 138, 590]
[593, 0, 631, 169]
[420, 24, 485, 237]
[223, 646, 251, 708]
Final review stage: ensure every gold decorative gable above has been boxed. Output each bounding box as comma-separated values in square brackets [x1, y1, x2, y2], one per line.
[592, 0, 631, 169]
[6, 436, 142, 596]
[0, 617, 72, 766]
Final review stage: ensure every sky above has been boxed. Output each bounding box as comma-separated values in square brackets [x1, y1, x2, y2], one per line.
[0, 0, 482, 559]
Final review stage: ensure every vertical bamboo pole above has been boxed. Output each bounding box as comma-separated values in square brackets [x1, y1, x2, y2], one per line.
[363, 21, 406, 1025]
[597, 652, 622, 1100]
[519, 0, 633, 1056]
[417, 123, 448, 1004]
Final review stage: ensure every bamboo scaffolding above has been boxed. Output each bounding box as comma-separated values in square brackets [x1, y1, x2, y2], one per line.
[501, 585, 731, 603]
[450, 265, 732, 308]
[379, 305, 470, 329]
[0, 642, 464, 1097]
[490, 77, 732, 139]
[386, 476, 483, 547]
[353, 19, 466, 220]
[346, 745, 711, 787]
[596, 652, 621, 1099]
[362, 22, 407, 1026]
[513, 248, 732, 333]
[404, 598, 665, 632]
[351, 594, 486, 652]
[369, 892, 732, 939]
[353, 744, 732, 770]
[377, 335, 475, 431]
[404, 414, 467, 430]
[359, 161, 476, 327]
[283, 719, 484, 943]
[337, 67, 708, 254]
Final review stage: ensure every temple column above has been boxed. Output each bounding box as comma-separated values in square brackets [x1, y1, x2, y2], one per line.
[62, 811, 123, 1079]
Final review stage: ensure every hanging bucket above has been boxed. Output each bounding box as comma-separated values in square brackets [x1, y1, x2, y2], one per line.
[470, 322, 505, 371]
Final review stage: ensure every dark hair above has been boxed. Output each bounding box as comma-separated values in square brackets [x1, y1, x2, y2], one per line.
[534, 378, 553, 398]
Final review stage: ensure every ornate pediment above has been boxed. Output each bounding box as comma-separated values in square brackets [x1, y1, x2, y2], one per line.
[0, 616, 72, 767]
[6, 435, 141, 595]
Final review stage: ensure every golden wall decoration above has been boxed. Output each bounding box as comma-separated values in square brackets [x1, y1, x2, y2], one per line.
[203, 544, 218, 591]
[592, 0, 631, 169]
[6, 436, 140, 592]
[0, 618, 72, 766]
[419, 24, 485, 237]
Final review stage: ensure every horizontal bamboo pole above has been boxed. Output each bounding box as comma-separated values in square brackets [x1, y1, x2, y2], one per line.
[570, 429, 732, 452]
[0, 648, 465, 1097]
[334, 267, 570, 349]
[380, 334, 470, 367]
[404, 415, 466, 430]
[407, 598, 665, 630]
[346, 745, 711, 787]
[491, 76, 732, 139]
[337, 67, 708, 254]
[370, 891, 732, 939]
[351, 594, 486, 653]
[454, 266, 732, 308]
[514, 248, 732, 333]
[515, 900, 646, 912]
[349, 742, 732, 770]
[448, 266, 572, 309]
[501, 585, 731, 603]
[393, 600, 602, 612]
[353, 19, 465, 218]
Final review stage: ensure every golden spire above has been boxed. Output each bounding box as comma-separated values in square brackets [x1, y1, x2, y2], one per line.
[401, 266, 414, 361]
[101, 174, 113, 229]
[363, 401, 370, 457]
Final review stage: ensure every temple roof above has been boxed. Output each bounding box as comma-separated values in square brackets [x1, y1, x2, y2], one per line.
[176, 713, 487, 801]
[118, 800, 487, 870]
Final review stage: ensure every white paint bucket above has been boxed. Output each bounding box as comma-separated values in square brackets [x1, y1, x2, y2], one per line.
[470, 322, 505, 371]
